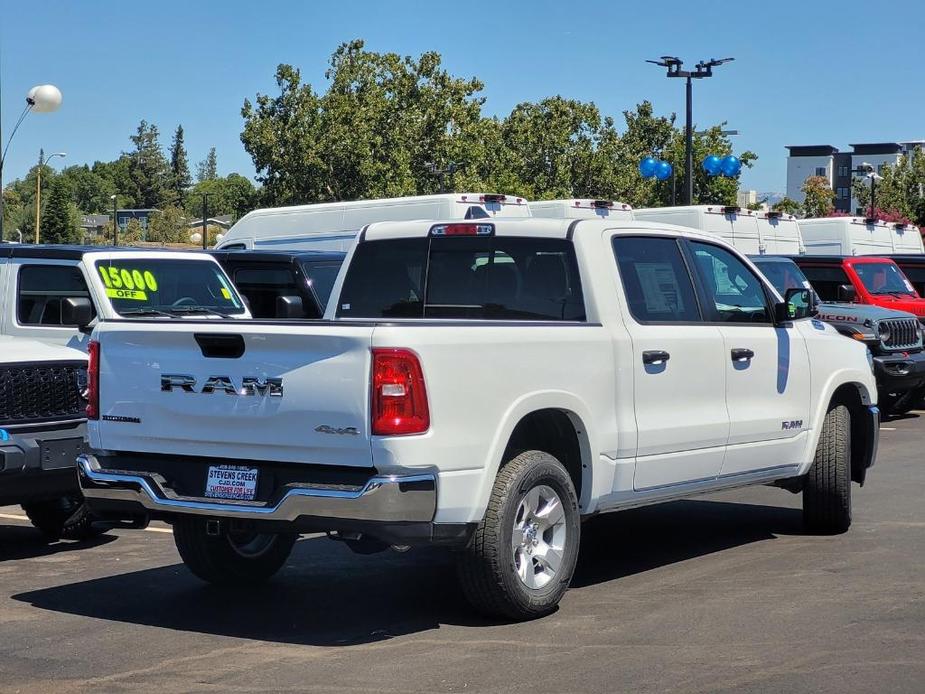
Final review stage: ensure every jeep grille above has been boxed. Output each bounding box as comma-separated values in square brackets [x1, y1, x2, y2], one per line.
[0, 361, 86, 426]
[881, 318, 921, 351]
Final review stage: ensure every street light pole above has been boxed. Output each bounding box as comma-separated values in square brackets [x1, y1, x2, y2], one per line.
[646, 57, 734, 205]
[34, 151, 66, 244]
[200, 192, 213, 249]
[0, 84, 63, 239]
[111, 194, 118, 246]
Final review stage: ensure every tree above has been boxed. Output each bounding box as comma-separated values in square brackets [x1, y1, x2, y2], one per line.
[801, 176, 836, 218]
[169, 125, 192, 206]
[41, 177, 81, 244]
[197, 147, 217, 182]
[241, 41, 487, 205]
[146, 206, 189, 244]
[127, 120, 171, 208]
[120, 217, 146, 244]
[59, 164, 115, 214]
[852, 176, 871, 214]
[186, 173, 257, 219]
[773, 197, 803, 216]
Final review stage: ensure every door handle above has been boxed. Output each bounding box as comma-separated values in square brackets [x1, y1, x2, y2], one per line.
[642, 350, 670, 365]
[731, 348, 755, 362]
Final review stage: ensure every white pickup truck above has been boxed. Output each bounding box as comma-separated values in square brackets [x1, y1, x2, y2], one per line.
[78, 219, 880, 620]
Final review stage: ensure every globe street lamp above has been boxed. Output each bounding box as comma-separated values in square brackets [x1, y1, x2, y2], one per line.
[35, 151, 66, 244]
[646, 57, 733, 205]
[0, 84, 63, 238]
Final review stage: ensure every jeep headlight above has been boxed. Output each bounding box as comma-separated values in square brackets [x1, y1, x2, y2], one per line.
[877, 322, 891, 343]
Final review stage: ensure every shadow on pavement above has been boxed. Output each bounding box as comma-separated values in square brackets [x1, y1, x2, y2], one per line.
[0, 525, 117, 561]
[13, 499, 802, 645]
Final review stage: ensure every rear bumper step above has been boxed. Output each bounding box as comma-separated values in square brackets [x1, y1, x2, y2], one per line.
[77, 454, 437, 524]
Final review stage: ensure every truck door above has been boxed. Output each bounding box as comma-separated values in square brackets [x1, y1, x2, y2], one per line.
[686, 240, 811, 475]
[611, 234, 729, 489]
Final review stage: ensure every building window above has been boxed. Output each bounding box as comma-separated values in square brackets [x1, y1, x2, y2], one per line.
[837, 165, 849, 177]
[815, 167, 827, 177]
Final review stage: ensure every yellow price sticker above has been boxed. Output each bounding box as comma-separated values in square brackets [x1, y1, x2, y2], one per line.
[220, 287, 231, 299]
[98, 266, 159, 292]
[106, 287, 148, 301]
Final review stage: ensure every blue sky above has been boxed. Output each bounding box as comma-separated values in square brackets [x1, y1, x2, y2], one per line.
[2, 0, 922, 196]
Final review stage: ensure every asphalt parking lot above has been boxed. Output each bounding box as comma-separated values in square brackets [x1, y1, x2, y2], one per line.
[1, 416, 923, 694]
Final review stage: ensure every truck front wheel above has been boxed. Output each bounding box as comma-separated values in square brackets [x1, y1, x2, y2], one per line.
[803, 404, 852, 534]
[22, 495, 106, 542]
[173, 517, 297, 586]
[457, 450, 581, 621]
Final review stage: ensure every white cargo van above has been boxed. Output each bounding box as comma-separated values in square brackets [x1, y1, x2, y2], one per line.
[797, 217, 925, 256]
[528, 199, 634, 221]
[633, 205, 804, 255]
[215, 193, 531, 251]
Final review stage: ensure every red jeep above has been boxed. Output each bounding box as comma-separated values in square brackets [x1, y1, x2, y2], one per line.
[792, 255, 925, 319]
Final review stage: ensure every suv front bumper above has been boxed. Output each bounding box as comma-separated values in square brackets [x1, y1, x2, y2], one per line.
[0, 423, 86, 506]
[872, 350, 925, 393]
[77, 453, 451, 545]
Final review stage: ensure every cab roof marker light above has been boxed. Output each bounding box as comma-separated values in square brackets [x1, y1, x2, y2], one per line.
[481, 194, 507, 203]
[429, 223, 495, 237]
[766, 211, 783, 219]
[723, 206, 740, 215]
[592, 200, 613, 209]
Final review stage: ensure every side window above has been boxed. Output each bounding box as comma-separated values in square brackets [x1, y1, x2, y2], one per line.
[799, 265, 851, 302]
[689, 242, 771, 323]
[337, 238, 428, 318]
[612, 236, 701, 323]
[17, 264, 95, 326]
[232, 266, 305, 319]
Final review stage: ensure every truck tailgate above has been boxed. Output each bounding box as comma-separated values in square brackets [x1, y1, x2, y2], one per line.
[93, 321, 374, 466]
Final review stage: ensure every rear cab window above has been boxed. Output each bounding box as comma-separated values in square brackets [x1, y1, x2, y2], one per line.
[232, 266, 304, 318]
[93, 257, 246, 317]
[337, 234, 585, 321]
[300, 260, 343, 311]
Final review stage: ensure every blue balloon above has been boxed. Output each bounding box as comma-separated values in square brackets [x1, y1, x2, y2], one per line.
[702, 154, 722, 176]
[638, 157, 658, 179]
[654, 160, 673, 181]
[720, 155, 741, 177]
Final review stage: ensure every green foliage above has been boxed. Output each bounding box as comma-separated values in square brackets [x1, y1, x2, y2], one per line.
[874, 149, 925, 225]
[170, 125, 192, 206]
[146, 206, 189, 244]
[41, 177, 81, 244]
[801, 176, 835, 218]
[186, 173, 257, 219]
[120, 217, 146, 244]
[197, 147, 218, 183]
[852, 176, 871, 212]
[241, 43, 754, 209]
[127, 120, 172, 208]
[773, 197, 803, 216]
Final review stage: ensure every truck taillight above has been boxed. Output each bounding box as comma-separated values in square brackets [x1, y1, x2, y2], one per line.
[86, 340, 100, 420]
[371, 348, 429, 436]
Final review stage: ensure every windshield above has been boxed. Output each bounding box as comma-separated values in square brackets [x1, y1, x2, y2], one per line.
[852, 262, 918, 296]
[300, 260, 343, 310]
[94, 258, 246, 316]
[752, 259, 811, 295]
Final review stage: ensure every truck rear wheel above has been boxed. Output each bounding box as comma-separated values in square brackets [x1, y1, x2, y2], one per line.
[803, 404, 852, 534]
[22, 495, 106, 542]
[457, 450, 580, 621]
[173, 517, 297, 586]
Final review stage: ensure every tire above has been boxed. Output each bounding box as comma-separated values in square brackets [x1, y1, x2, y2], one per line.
[803, 404, 852, 534]
[173, 516, 297, 586]
[457, 450, 581, 621]
[22, 495, 106, 542]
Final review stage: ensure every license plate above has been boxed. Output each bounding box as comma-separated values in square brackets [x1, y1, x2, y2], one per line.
[205, 465, 259, 501]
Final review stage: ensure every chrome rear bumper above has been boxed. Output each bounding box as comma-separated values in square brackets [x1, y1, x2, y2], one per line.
[76, 454, 437, 523]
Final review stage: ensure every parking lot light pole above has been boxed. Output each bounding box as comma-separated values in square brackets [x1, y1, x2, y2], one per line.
[34, 151, 66, 244]
[111, 194, 118, 246]
[646, 57, 734, 205]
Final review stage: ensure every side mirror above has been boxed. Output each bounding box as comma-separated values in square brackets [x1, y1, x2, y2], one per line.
[62, 297, 94, 330]
[776, 288, 815, 322]
[275, 295, 304, 319]
[838, 283, 857, 302]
